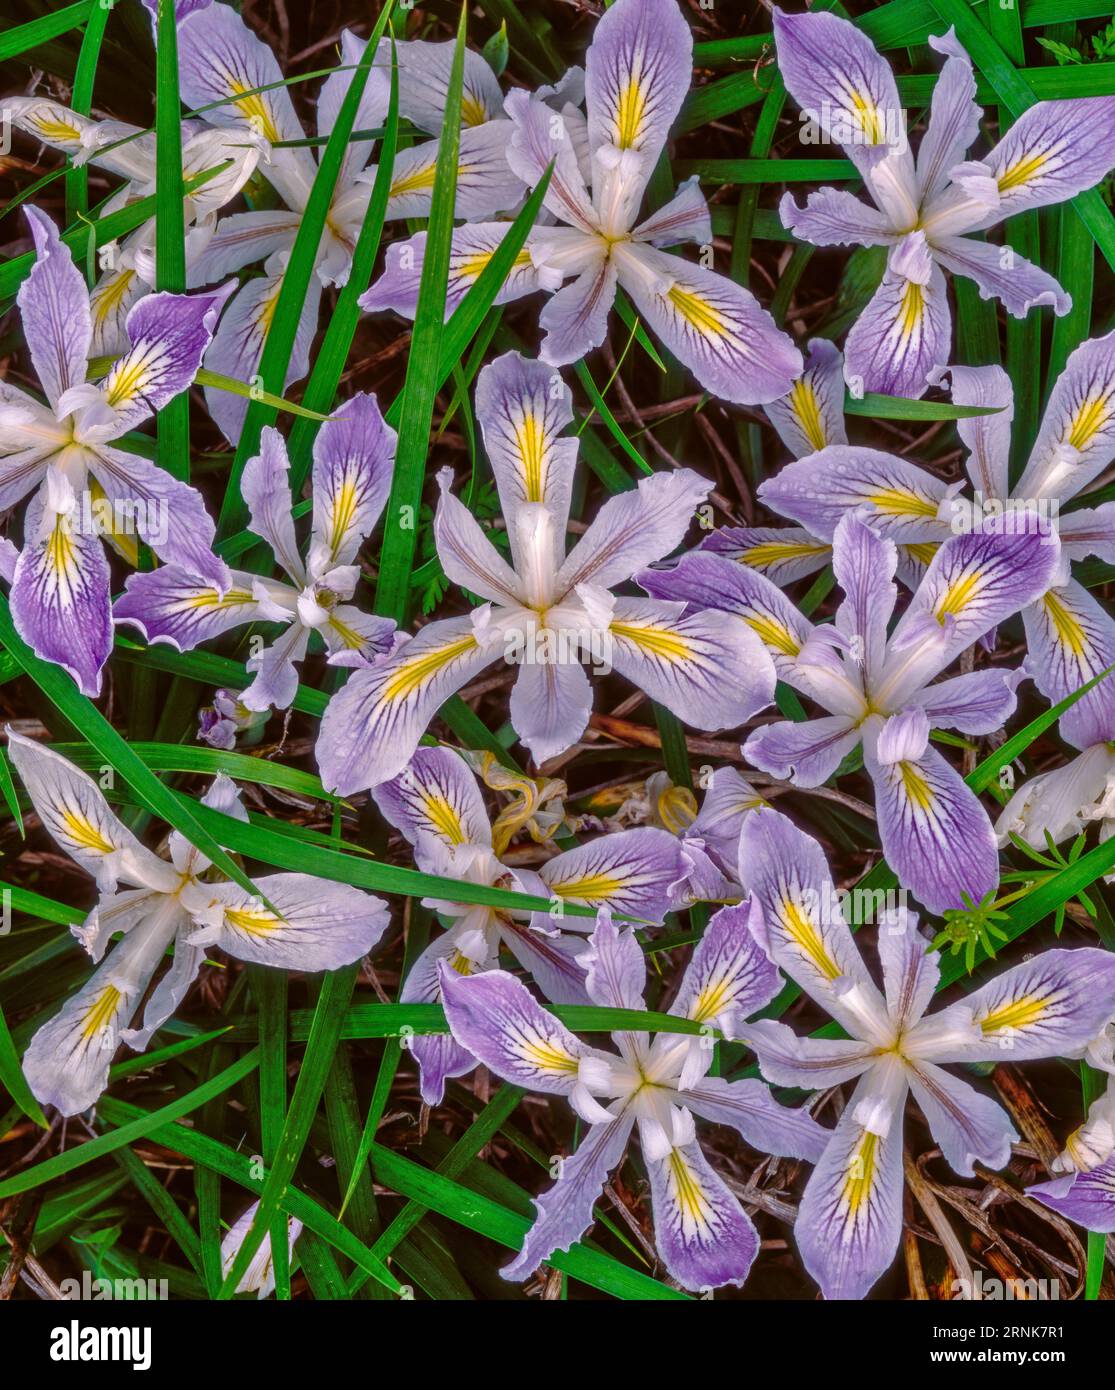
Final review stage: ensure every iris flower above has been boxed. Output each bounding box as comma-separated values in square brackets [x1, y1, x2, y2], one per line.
[1029, 1017, 1115, 1233]
[738, 807, 1115, 1298]
[7, 730, 388, 1115]
[316, 350, 775, 795]
[761, 333, 1115, 754]
[439, 905, 829, 1291]
[176, 1, 524, 438]
[703, 338, 936, 590]
[611, 766, 766, 908]
[640, 512, 1060, 913]
[115, 393, 398, 712]
[373, 745, 688, 1103]
[7, 97, 263, 358]
[220, 1202, 303, 1299]
[996, 740, 1115, 857]
[774, 7, 1115, 397]
[0, 206, 233, 695]
[362, 0, 802, 406]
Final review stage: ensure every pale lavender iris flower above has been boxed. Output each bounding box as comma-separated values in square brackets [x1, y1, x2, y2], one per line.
[760, 332, 1115, 754]
[373, 745, 689, 1103]
[114, 393, 398, 712]
[737, 807, 1115, 1298]
[7, 95, 263, 358]
[315, 351, 776, 795]
[362, 0, 802, 406]
[440, 905, 829, 1291]
[774, 7, 1115, 397]
[639, 512, 1061, 913]
[6, 730, 388, 1116]
[0, 206, 233, 695]
[176, 2, 524, 438]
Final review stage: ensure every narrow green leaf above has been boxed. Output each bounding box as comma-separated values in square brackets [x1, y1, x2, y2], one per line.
[845, 392, 1003, 420]
[96, 1093, 404, 1295]
[374, 5, 468, 622]
[65, 2, 111, 226]
[194, 369, 332, 421]
[0, 1002, 48, 1128]
[218, 966, 358, 1298]
[0, 1049, 260, 1198]
[154, 0, 190, 482]
[369, 1143, 688, 1300]
[0, 1, 93, 61]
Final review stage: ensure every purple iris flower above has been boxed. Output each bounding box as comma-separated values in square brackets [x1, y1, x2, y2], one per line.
[316, 351, 776, 795]
[362, 0, 802, 407]
[114, 393, 399, 712]
[0, 206, 233, 695]
[737, 807, 1115, 1297]
[6, 729, 388, 1116]
[639, 512, 1061, 913]
[774, 7, 1115, 398]
[373, 745, 689, 1104]
[760, 332, 1115, 754]
[439, 905, 829, 1291]
[175, 1, 525, 439]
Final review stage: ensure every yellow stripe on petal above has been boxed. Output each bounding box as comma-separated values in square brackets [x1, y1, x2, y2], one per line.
[456, 247, 531, 282]
[897, 281, 924, 341]
[615, 77, 648, 150]
[935, 568, 985, 621]
[104, 354, 156, 408]
[520, 1037, 580, 1074]
[421, 792, 467, 846]
[392, 160, 475, 200]
[1067, 396, 1110, 451]
[980, 993, 1047, 1035]
[610, 620, 691, 663]
[550, 871, 626, 900]
[655, 783, 697, 835]
[867, 488, 939, 519]
[448, 950, 474, 975]
[91, 268, 137, 327]
[326, 614, 368, 650]
[997, 151, 1046, 193]
[744, 613, 801, 656]
[516, 411, 546, 503]
[46, 515, 77, 579]
[789, 380, 828, 452]
[326, 477, 359, 558]
[692, 976, 732, 1024]
[90, 477, 140, 568]
[61, 808, 115, 854]
[843, 1130, 879, 1214]
[1043, 590, 1088, 657]
[849, 90, 884, 145]
[667, 285, 726, 340]
[780, 897, 841, 981]
[898, 761, 934, 811]
[81, 984, 122, 1039]
[228, 78, 280, 143]
[738, 541, 831, 570]
[30, 116, 83, 143]
[185, 587, 256, 610]
[460, 93, 489, 128]
[224, 903, 282, 935]
[903, 541, 939, 565]
[668, 1149, 714, 1229]
[389, 164, 438, 198]
[381, 635, 479, 703]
